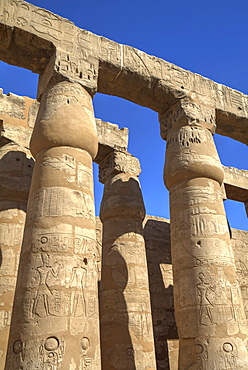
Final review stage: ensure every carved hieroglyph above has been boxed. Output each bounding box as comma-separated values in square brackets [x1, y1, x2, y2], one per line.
[159, 98, 248, 369]
[99, 151, 157, 370]
[0, 143, 33, 370]
[5, 81, 101, 369]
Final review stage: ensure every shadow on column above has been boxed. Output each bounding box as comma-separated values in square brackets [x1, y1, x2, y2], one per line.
[99, 175, 153, 370]
[0, 146, 34, 368]
[144, 218, 178, 370]
[0, 148, 34, 269]
[100, 239, 136, 369]
[0, 148, 34, 206]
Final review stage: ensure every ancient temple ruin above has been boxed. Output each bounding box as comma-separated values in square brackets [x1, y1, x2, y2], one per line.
[0, 1, 248, 369]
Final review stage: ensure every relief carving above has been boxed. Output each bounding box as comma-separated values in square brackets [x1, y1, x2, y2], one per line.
[98, 37, 121, 66]
[29, 187, 95, 221]
[38, 234, 73, 253]
[123, 46, 150, 77]
[195, 339, 208, 370]
[197, 273, 215, 326]
[66, 260, 87, 317]
[12, 339, 26, 367]
[39, 336, 65, 369]
[55, 50, 98, 85]
[31, 8, 62, 42]
[33, 253, 61, 317]
[80, 337, 92, 369]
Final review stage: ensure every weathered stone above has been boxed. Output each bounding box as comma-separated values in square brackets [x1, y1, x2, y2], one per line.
[0, 90, 25, 119]
[0, 1, 248, 369]
[1, 123, 32, 150]
[27, 100, 40, 128]
[0, 90, 36, 150]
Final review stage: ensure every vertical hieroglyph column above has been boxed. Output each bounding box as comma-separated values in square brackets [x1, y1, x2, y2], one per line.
[0, 143, 33, 370]
[5, 81, 101, 369]
[99, 151, 156, 370]
[159, 98, 248, 369]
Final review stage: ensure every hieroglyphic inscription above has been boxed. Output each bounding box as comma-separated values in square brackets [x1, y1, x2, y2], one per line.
[180, 239, 234, 268]
[29, 187, 95, 221]
[170, 211, 229, 240]
[2, 0, 75, 47]
[123, 46, 150, 76]
[55, 50, 98, 85]
[80, 336, 92, 369]
[195, 339, 208, 370]
[98, 37, 121, 66]
[39, 336, 65, 369]
[43, 154, 93, 190]
[37, 234, 73, 253]
[170, 182, 224, 207]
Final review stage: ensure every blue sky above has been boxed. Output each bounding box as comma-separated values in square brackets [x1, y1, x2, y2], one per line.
[0, 0, 247, 230]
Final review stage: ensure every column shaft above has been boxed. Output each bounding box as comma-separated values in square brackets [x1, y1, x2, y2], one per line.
[5, 81, 101, 369]
[0, 144, 33, 369]
[159, 99, 248, 369]
[99, 151, 156, 370]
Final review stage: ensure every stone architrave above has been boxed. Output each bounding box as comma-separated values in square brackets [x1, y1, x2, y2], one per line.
[1, 0, 248, 146]
[5, 81, 101, 369]
[99, 151, 157, 370]
[159, 98, 248, 369]
[0, 143, 33, 370]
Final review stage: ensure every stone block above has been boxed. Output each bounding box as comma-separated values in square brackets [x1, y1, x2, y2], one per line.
[94, 119, 128, 164]
[223, 166, 248, 203]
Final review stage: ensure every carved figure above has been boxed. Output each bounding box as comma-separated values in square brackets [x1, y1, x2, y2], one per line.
[67, 259, 87, 316]
[197, 273, 215, 326]
[33, 254, 60, 317]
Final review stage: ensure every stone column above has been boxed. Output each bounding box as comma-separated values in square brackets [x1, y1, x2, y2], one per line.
[159, 98, 248, 369]
[5, 81, 101, 369]
[0, 143, 33, 369]
[99, 151, 156, 370]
